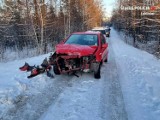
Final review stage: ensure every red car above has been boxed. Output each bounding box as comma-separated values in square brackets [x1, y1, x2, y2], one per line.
[50, 31, 108, 79]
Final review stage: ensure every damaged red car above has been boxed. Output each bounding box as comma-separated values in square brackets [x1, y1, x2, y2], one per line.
[50, 31, 108, 79]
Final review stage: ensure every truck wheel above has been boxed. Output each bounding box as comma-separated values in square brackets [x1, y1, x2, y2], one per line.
[54, 65, 60, 75]
[94, 64, 101, 79]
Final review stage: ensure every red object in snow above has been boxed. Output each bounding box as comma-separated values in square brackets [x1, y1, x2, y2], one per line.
[20, 66, 28, 71]
[32, 69, 38, 75]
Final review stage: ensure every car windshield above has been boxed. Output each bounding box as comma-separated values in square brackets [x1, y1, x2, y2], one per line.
[65, 34, 98, 46]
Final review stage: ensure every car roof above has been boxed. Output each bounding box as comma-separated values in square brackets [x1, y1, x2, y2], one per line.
[105, 26, 110, 28]
[72, 31, 100, 35]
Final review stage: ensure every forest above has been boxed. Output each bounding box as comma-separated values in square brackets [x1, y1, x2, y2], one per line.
[1, 0, 160, 62]
[0, 0, 104, 62]
[111, 0, 160, 58]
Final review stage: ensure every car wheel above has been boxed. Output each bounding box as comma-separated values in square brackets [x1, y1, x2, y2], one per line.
[104, 57, 108, 62]
[94, 64, 101, 79]
[53, 64, 60, 75]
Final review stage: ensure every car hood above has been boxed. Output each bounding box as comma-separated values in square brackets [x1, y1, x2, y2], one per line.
[56, 44, 97, 57]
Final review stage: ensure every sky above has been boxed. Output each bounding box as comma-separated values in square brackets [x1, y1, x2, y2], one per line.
[102, 0, 116, 18]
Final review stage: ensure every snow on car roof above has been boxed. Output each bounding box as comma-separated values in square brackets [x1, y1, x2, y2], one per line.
[72, 31, 100, 35]
[85, 30, 101, 34]
[92, 27, 106, 30]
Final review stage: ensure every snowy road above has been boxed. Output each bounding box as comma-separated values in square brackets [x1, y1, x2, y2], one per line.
[39, 35, 128, 120]
[102, 38, 128, 120]
[1, 28, 160, 120]
[2, 33, 128, 120]
[4, 75, 74, 120]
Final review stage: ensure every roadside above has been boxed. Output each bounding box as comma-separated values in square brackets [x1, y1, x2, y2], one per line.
[111, 28, 160, 120]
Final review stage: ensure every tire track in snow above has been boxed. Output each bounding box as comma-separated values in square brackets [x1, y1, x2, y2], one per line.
[100, 37, 128, 120]
[2, 75, 74, 120]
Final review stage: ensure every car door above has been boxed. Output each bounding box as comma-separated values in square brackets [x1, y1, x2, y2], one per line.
[100, 34, 108, 61]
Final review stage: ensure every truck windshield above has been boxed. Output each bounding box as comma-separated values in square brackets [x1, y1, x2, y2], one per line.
[65, 34, 98, 46]
[105, 29, 110, 32]
[92, 30, 105, 34]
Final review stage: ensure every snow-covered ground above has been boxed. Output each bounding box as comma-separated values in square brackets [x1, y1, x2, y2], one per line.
[0, 54, 50, 119]
[0, 28, 160, 120]
[111, 29, 160, 120]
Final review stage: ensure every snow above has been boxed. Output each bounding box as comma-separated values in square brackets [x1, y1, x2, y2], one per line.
[0, 53, 50, 118]
[0, 28, 160, 120]
[110, 29, 160, 120]
[40, 78, 104, 120]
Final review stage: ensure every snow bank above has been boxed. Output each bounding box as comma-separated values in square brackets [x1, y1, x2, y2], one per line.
[111, 28, 160, 120]
[0, 53, 51, 118]
[118, 31, 159, 55]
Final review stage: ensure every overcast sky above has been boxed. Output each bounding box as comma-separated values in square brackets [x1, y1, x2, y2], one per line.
[102, 0, 116, 18]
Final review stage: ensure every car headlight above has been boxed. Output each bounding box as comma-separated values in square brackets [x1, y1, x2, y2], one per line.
[83, 55, 95, 63]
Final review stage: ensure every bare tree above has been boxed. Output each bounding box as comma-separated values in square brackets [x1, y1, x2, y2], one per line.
[0, 0, 105, 62]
